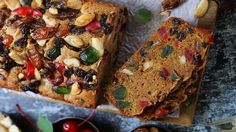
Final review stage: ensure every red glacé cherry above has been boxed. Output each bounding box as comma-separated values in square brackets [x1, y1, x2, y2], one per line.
[63, 120, 79, 132]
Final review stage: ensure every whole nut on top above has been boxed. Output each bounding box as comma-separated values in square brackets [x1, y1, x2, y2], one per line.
[67, 0, 83, 10]
[91, 38, 104, 56]
[64, 35, 84, 48]
[0, 1, 6, 9]
[4, 0, 21, 10]
[75, 13, 95, 27]
[194, 0, 209, 18]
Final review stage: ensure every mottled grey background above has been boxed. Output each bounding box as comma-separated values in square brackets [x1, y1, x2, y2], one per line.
[0, 6, 236, 132]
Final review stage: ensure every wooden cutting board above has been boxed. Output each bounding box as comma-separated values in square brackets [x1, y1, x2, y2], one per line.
[160, 0, 218, 126]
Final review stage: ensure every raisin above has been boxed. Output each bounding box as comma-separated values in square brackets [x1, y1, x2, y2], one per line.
[63, 68, 73, 78]
[2, 59, 17, 71]
[185, 27, 194, 34]
[103, 23, 113, 34]
[169, 27, 178, 36]
[31, 18, 46, 29]
[20, 84, 39, 93]
[41, 67, 54, 78]
[13, 17, 34, 27]
[82, 83, 96, 89]
[139, 49, 147, 57]
[21, 25, 31, 36]
[70, 25, 85, 35]
[54, 38, 65, 48]
[29, 80, 41, 87]
[56, 24, 70, 37]
[14, 37, 28, 48]
[27, 44, 43, 69]
[74, 68, 87, 78]
[84, 70, 96, 82]
[172, 18, 182, 26]
[56, 9, 79, 20]
[31, 27, 56, 40]
[100, 14, 108, 26]
[176, 31, 186, 41]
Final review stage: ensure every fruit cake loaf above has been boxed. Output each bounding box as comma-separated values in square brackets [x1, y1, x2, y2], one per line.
[0, 0, 127, 108]
[107, 17, 213, 116]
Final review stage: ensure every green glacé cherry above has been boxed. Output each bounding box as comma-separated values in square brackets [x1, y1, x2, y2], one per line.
[46, 46, 61, 60]
[79, 47, 100, 65]
[134, 8, 153, 23]
[52, 86, 71, 94]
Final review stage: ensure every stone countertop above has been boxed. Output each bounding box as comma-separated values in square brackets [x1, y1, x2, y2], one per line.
[0, 8, 235, 132]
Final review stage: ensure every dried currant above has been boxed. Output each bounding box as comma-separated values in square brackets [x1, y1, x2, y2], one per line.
[169, 27, 178, 36]
[14, 37, 28, 48]
[20, 84, 39, 93]
[1, 59, 16, 71]
[28, 80, 41, 88]
[82, 83, 97, 89]
[41, 67, 54, 78]
[70, 25, 86, 35]
[100, 14, 108, 26]
[112, 85, 127, 100]
[103, 23, 113, 34]
[21, 25, 31, 36]
[74, 68, 87, 78]
[49, 75, 64, 86]
[172, 18, 182, 26]
[84, 70, 96, 82]
[184, 27, 194, 34]
[176, 31, 186, 41]
[54, 38, 65, 48]
[63, 68, 73, 78]
[139, 49, 147, 57]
